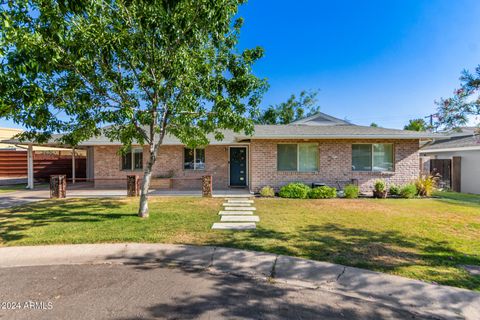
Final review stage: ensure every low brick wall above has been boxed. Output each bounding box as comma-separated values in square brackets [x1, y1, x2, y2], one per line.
[250, 139, 420, 193]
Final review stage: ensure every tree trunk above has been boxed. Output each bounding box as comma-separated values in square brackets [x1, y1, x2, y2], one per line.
[138, 144, 156, 218]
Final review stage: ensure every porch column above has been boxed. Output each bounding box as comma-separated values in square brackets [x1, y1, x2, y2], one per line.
[72, 148, 76, 184]
[27, 144, 34, 189]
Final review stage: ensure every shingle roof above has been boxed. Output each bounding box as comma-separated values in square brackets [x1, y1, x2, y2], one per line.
[0, 112, 444, 147]
[69, 124, 438, 146]
[422, 133, 480, 151]
[289, 112, 352, 126]
[235, 124, 438, 140]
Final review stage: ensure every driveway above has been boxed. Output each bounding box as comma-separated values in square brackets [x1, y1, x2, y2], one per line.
[0, 188, 51, 209]
[0, 264, 429, 320]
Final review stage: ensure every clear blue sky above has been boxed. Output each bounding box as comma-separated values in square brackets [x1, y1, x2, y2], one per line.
[1, 0, 480, 129]
[237, 0, 480, 128]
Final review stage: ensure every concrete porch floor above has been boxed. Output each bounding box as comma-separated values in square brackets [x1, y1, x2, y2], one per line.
[65, 182, 252, 198]
[0, 182, 252, 209]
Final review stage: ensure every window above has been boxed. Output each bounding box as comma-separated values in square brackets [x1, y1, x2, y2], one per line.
[352, 144, 393, 172]
[121, 148, 143, 171]
[184, 148, 205, 170]
[277, 143, 319, 172]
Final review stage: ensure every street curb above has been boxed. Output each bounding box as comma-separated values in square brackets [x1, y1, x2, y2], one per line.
[0, 243, 478, 319]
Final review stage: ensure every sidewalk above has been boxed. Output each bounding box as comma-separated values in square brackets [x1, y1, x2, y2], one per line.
[0, 243, 478, 319]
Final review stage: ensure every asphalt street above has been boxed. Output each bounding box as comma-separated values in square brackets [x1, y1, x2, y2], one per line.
[0, 263, 429, 320]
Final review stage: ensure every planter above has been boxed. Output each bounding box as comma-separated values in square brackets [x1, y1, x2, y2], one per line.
[150, 178, 172, 189]
[373, 190, 387, 199]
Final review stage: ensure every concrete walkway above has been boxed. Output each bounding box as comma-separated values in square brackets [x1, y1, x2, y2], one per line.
[0, 188, 51, 209]
[0, 243, 478, 319]
[0, 187, 252, 209]
[212, 197, 259, 230]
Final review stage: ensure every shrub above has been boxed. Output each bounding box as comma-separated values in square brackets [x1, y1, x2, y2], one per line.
[415, 175, 437, 197]
[259, 186, 275, 197]
[374, 180, 386, 192]
[279, 183, 311, 199]
[344, 184, 359, 199]
[389, 184, 400, 196]
[309, 186, 337, 199]
[400, 184, 417, 199]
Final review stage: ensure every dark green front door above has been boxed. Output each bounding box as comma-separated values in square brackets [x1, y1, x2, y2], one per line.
[230, 147, 247, 187]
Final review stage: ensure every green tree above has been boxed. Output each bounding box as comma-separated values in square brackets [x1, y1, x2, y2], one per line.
[404, 118, 427, 131]
[436, 65, 480, 128]
[0, 0, 267, 218]
[370, 122, 378, 127]
[254, 90, 320, 124]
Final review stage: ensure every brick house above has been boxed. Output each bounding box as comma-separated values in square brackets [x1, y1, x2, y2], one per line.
[73, 112, 437, 193]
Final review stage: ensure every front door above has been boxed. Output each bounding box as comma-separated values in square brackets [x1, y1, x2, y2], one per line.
[229, 147, 247, 187]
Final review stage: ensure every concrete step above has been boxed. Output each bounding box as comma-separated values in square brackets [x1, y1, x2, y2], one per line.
[221, 215, 260, 222]
[223, 202, 252, 207]
[224, 206, 256, 211]
[211, 223, 256, 230]
[226, 199, 254, 203]
[219, 211, 254, 215]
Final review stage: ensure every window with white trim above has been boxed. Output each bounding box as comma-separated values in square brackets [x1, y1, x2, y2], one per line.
[277, 143, 319, 172]
[352, 144, 393, 172]
[121, 148, 143, 170]
[184, 148, 205, 170]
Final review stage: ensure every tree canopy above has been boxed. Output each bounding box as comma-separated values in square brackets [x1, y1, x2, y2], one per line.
[0, 0, 267, 217]
[253, 90, 320, 124]
[404, 118, 427, 131]
[435, 65, 480, 129]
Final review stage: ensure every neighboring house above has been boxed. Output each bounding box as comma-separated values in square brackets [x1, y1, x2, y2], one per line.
[420, 127, 480, 194]
[11, 112, 434, 193]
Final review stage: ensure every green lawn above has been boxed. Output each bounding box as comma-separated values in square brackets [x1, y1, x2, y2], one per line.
[1, 194, 479, 291]
[0, 184, 27, 194]
[433, 190, 480, 205]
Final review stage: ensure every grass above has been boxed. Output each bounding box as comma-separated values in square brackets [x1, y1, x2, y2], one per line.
[433, 190, 480, 205]
[0, 184, 28, 194]
[1, 194, 479, 291]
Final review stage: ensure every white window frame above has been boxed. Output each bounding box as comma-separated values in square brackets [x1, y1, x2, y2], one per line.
[352, 143, 394, 172]
[121, 147, 143, 171]
[277, 143, 319, 172]
[184, 147, 205, 170]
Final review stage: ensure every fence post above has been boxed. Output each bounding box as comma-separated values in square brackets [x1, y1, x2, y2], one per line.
[202, 175, 213, 197]
[127, 175, 139, 197]
[452, 157, 461, 192]
[50, 175, 66, 199]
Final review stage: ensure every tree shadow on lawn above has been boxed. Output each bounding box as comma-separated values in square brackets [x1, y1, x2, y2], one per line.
[0, 199, 127, 243]
[213, 223, 480, 290]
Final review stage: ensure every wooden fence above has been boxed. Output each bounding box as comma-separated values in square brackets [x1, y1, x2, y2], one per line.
[0, 150, 86, 180]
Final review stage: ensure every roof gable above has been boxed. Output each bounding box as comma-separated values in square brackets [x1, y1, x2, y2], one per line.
[290, 112, 352, 126]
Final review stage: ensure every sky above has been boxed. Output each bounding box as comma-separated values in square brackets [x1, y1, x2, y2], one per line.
[236, 0, 480, 128]
[1, 0, 480, 129]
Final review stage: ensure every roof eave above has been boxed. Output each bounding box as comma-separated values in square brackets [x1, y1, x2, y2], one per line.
[421, 146, 480, 153]
[239, 134, 438, 140]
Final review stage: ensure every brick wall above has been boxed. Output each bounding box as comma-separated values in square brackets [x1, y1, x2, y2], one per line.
[93, 139, 420, 193]
[250, 139, 420, 193]
[93, 145, 229, 189]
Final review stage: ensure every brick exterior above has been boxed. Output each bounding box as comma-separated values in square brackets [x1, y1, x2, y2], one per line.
[250, 139, 420, 193]
[93, 145, 229, 189]
[92, 139, 420, 193]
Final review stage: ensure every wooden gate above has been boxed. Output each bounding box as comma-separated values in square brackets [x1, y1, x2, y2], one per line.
[430, 159, 451, 189]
